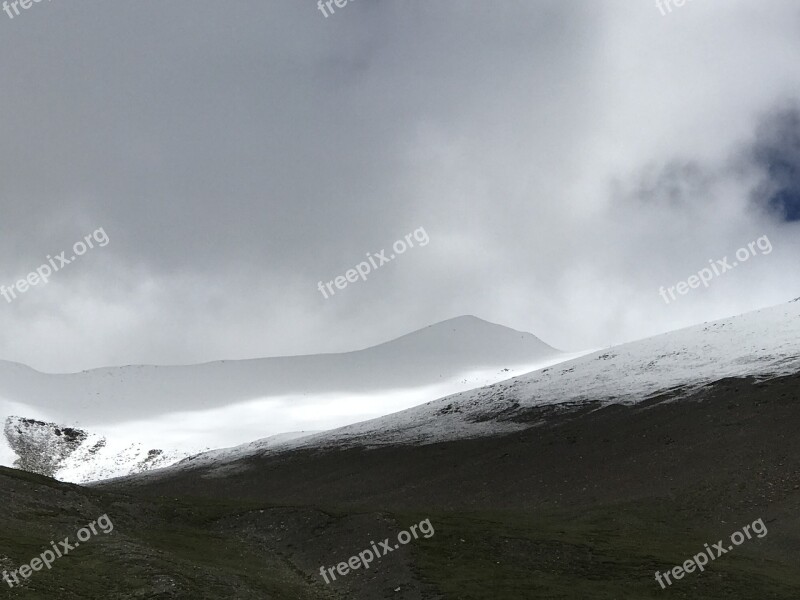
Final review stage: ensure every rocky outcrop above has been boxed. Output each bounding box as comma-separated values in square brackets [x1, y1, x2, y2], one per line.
[4, 417, 88, 477]
[3, 416, 186, 482]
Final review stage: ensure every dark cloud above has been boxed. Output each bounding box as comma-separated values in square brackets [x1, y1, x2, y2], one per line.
[752, 105, 800, 222]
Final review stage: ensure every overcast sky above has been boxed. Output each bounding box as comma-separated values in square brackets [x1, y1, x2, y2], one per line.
[1, 0, 799, 373]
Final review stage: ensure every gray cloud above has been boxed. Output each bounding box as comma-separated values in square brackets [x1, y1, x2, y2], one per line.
[0, 0, 799, 372]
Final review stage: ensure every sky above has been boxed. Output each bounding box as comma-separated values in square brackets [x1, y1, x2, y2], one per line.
[0, 0, 799, 373]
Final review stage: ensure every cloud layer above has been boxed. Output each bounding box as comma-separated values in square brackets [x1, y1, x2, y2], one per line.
[1, 0, 799, 372]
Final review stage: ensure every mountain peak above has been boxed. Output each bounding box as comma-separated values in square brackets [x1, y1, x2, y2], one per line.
[367, 315, 559, 357]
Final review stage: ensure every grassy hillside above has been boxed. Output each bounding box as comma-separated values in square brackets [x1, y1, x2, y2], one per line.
[1, 373, 799, 598]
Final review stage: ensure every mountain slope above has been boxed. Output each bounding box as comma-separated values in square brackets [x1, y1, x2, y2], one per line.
[97, 302, 800, 599]
[0, 316, 567, 482]
[3, 416, 186, 482]
[146, 299, 800, 476]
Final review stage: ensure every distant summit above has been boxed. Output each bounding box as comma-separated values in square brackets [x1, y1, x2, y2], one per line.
[359, 315, 559, 366]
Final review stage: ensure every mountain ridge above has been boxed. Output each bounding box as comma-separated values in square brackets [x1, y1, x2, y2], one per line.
[135, 298, 800, 479]
[0, 315, 567, 483]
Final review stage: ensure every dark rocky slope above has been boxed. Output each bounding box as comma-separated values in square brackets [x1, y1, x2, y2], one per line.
[2, 372, 799, 598]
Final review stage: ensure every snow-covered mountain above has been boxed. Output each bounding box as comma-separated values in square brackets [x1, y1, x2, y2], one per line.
[0, 316, 568, 482]
[3, 416, 182, 480]
[168, 299, 800, 475]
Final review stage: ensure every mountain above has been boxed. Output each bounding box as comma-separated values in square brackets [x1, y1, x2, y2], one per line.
[2, 302, 798, 598]
[94, 300, 800, 599]
[139, 298, 800, 476]
[0, 316, 567, 482]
